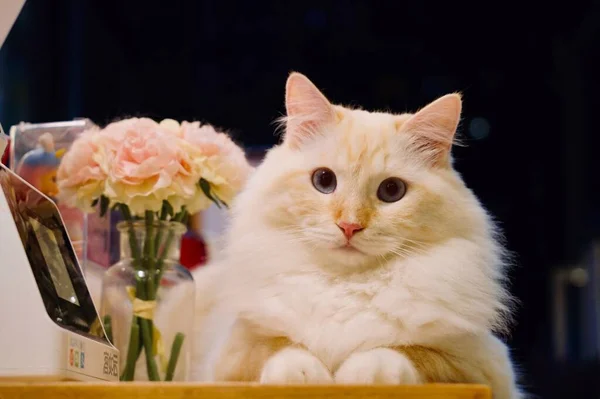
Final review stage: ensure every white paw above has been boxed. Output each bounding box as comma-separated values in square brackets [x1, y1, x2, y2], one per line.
[335, 348, 422, 384]
[260, 347, 333, 384]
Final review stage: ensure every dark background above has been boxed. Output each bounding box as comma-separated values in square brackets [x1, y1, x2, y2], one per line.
[1, 1, 600, 397]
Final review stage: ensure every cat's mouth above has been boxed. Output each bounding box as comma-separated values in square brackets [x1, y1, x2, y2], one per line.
[335, 242, 364, 254]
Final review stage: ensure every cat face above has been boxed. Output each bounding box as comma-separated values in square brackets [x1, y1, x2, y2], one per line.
[246, 73, 483, 270]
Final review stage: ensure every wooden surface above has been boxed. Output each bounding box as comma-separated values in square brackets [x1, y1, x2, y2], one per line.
[0, 382, 491, 399]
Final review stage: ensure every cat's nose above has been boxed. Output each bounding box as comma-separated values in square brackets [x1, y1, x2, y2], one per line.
[337, 222, 364, 240]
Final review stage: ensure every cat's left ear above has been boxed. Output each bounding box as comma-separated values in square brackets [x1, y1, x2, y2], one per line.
[397, 93, 462, 167]
[284, 72, 337, 149]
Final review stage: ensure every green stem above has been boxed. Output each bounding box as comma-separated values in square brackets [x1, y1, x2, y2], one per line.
[103, 315, 113, 344]
[153, 205, 169, 262]
[118, 205, 145, 381]
[121, 204, 141, 268]
[119, 205, 188, 382]
[144, 210, 155, 265]
[138, 212, 161, 381]
[144, 211, 156, 298]
[165, 333, 185, 381]
[153, 210, 187, 289]
[124, 335, 144, 381]
[120, 319, 140, 381]
[119, 205, 160, 382]
[139, 318, 160, 381]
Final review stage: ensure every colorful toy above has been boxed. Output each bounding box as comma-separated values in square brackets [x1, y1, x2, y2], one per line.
[15, 132, 65, 198]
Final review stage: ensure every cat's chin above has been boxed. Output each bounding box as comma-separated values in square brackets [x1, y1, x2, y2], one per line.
[314, 244, 380, 271]
[333, 244, 365, 255]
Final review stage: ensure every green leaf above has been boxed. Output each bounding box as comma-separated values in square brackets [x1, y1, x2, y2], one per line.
[163, 200, 174, 217]
[173, 207, 187, 222]
[99, 196, 110, 217]
[199, 178, 221, 209]
[119, 203, 132, 220]
[212, 192, 229, 209]
[181, 212, 190, 225]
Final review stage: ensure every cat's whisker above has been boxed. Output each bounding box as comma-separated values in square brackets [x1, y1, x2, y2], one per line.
[392, 246, 427, 258]
[375, 254, 387, 269]
[388, 249, 417, 259]
[398, 244, 428, 256]
[401, 238, 430, 250]
[388, 248, 408, 257]
[386, 241, 430, 258]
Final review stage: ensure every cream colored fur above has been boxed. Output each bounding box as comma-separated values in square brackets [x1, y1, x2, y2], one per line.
[190, 73, 523, 399]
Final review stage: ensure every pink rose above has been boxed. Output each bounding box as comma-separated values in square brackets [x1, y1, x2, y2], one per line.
[103, 118, 199, 215]
[180, 122, 253, 205]
[56, 128, 109, 211]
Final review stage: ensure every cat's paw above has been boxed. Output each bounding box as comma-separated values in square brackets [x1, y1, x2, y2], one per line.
[335, 348, 422, 384]
[260, 347, 333, 384]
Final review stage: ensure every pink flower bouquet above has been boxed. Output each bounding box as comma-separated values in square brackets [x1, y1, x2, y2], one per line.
[56, 117, 252, 381]
[57, 117, 252, 216]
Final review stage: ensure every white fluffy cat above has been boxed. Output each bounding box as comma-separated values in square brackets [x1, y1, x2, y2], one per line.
[190, 72, 523, 399]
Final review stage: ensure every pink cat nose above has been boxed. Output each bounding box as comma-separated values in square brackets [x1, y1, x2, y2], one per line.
[337, 222, 364, 240]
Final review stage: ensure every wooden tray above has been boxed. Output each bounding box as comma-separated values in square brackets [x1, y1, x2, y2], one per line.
[0, 382, 491, 398]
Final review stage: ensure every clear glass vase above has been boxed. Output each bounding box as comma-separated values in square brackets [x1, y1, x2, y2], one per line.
[100, 220, 195, 381]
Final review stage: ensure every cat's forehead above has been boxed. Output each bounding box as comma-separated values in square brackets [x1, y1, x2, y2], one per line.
[317, 109, 416, 172]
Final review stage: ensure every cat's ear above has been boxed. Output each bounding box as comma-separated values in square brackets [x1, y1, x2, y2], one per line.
[397, 93, 462, 167]
[284, 72, 336, 149]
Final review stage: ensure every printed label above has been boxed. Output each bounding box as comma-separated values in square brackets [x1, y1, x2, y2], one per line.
[66, 331, 120, 381]
[68, 336, 85, 370]
[103, 351, 119, 377]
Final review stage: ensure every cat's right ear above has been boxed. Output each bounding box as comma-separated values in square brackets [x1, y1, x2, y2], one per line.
[397, 93, 462, 167]
[284, 72, 336, 149]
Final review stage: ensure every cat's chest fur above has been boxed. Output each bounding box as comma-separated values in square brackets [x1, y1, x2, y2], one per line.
[238, 264, 408, 369]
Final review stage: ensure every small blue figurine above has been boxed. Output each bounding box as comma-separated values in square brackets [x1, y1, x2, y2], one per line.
[16, 132, 65, 197]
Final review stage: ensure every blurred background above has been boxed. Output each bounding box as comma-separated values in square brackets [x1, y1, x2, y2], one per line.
[1, 1, 599, 396]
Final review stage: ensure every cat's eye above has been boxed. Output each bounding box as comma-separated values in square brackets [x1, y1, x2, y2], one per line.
[311, 168, 337, 194]
[377, 177, 406, 203]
